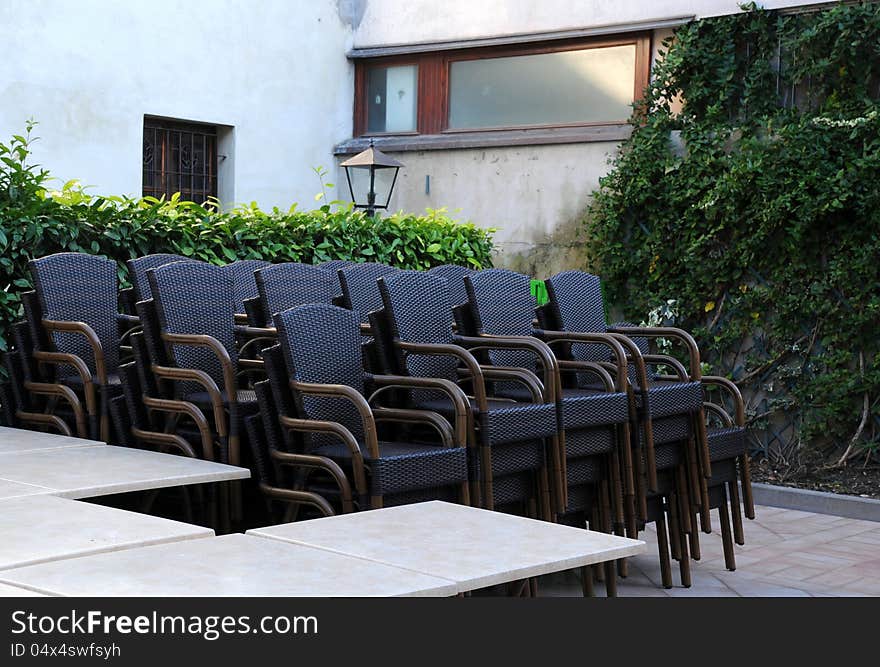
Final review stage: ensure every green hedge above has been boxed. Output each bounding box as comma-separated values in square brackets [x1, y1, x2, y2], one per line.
[0, 122, 494, 355]
[587, 3, 880, 468]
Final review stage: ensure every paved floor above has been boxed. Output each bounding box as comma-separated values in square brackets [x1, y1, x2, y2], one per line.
[539, 504, 880, 597]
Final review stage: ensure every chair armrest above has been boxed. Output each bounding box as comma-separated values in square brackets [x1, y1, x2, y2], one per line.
[396, 341, 488, 411]
[456, 333, 558, 402]
[477, 366, 545, 403]
[268, 450, 353, 514]
[643, 354, 689, 381]
[151, 365, 227, 436]
[32, 351, 97, 415]
[607, 326, 701, 379]
[277, 415, 368, 495]
[42, 319, 108, 385]
[540, 330, 629, 392]
[289, 380, 379, 459]
[368, 374, 471, 446]
[142, 396, 216, 460]
[373, 407, 456, 446]
[557, 360, 615, 391]
[701, 376, 744, 426]
[161, 332, 237, 409]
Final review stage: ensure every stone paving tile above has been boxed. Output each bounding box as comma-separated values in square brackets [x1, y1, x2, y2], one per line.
[537, 504, 880, 597]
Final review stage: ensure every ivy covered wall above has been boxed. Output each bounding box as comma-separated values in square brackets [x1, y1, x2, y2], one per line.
[587, 2, 880, 470]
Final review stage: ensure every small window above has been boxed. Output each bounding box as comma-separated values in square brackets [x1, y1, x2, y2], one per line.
[352, 34, 650, 139]
[367, 64, 418, 133]
[448, 45, 637, 129]
[143, 117, 218, 202]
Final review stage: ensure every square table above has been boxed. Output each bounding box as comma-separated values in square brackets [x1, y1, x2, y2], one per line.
[0, 444, 250, 499]
[0, 495, 214, 571]
[0, 534, 458, 597]
[0, 479, 54, 501]
[248, 501, 647, 592]
[0, 582, 46, 597]
[0, 426, 104, 456]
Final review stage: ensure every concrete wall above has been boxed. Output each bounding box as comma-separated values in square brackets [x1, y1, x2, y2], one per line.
[353, 0, 825, 47]
[346, 1, 829, 273]
[0, 0, 355, 208]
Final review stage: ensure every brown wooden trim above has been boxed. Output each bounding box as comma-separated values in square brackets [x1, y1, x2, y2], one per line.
[353, 32, 651, 139]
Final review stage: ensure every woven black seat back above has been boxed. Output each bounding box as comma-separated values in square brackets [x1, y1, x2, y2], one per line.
[379, 271, 460, 385]
[148, 262, 238, 388]
[338, 262, 400, 322]
[318, 259, 356, 272]
[255, 263, 336, 325]
[274, 304, 367, 445]
[126, 254, 194, 301]
[428, 264, 474, 308]
[29, 253, 120, 376]
[545, 270, 614, 376]
[466, 269, 538, 372]
[225, 260, 271, 313]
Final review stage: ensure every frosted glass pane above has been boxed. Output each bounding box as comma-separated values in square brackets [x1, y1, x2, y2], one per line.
[449, 45, 636, 129]
[367, 65, 417, 133]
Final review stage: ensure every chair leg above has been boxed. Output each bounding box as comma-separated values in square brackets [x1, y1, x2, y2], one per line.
[740, 454, 756, 519]
[728, 478, 745, 545]
[719, 486, 737, 571]
[655, 505, 673, 589]
[673, 472, 692, 588]
[581, 566, 595, 597]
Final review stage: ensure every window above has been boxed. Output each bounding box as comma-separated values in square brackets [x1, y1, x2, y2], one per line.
[353, 34, 651, 139]
[143, 117, 218, 202]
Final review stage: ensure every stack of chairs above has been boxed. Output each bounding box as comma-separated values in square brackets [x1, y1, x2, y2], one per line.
[1, 251, 755, 595]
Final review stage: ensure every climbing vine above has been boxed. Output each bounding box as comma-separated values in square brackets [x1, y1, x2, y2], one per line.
[588, 2, 880, 471]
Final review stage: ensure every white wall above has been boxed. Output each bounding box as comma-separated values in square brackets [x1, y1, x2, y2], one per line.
[353, 0, 827, 47]
[0, 0, 355, 208]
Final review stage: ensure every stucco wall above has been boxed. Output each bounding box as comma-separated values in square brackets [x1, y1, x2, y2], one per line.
[352, 0, 826, 47]
[0, 0, 355, 208]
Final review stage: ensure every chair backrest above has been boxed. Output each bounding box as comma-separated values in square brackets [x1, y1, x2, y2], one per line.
[428, 264, 474, 308]
[273, 304, 366, 445]
[338, 262, 400, 322]
[378, 270, 459, 384]
[148, 261, 238, 386]
[29, 252, 120, 375]
[126, 254, 194, 301]
[318, 259, 356, 272]
[544, 271, 614, 383]
[255, 263, 337, 326]
[465, 268, 538, 372]
[225, 259, 272, 313]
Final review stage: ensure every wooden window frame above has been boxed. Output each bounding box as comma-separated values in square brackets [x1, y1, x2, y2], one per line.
[353, 32, 651, 138]
[142, 116, 218, 202]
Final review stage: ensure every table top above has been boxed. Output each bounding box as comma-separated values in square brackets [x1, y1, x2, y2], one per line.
[0, 426, 104, 455]
[0, 582, 46, 597]
[0, 534, 458, 597]
[0, 444, 250, 499]
[0, 495, 214, 571]
[0, 478, 54, 501]
[248, 501, 647, 591]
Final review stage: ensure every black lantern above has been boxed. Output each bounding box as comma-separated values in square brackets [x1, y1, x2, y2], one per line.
[340, 141, 404, 216]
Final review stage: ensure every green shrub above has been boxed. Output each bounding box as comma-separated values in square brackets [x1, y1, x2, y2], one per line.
[587, 3, 880, 469]
[0, 122, 494, 355]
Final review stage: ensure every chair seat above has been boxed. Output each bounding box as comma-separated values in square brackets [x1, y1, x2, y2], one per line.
[636, 380, 703, 419]
[184, 389, 258, 406]
[560, 388, 629, 428]
[708, 426, 748, 462]
[417, 396, 557, 444]
[62, 372, 123, 388]
[638, 415, 692, 446]
[314, 440, 468, 496]
[566, 426, 617, 458]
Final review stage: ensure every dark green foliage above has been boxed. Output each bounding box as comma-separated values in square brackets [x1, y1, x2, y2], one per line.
[588, 3, 880, 467]
[0, 122, 494, 356]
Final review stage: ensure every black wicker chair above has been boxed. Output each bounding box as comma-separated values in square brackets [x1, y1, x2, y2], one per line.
[337, 262, 400, 323]
[2, 323, 84, 437]
[27, 252, 126, 441]
[249, 262, 338, 327]
[225, 259, 272, 317]
[376, 270, 560, 516]
[541, 271, 712, 523]
[126, 253, 196, 304]
[428, 264, 475, 308]
[272, 303, 471, 510]
[146, 261, 270, 468]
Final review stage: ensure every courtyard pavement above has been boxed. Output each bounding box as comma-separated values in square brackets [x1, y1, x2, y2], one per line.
[539, 504, 880, 597]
